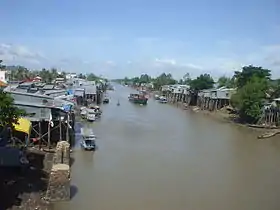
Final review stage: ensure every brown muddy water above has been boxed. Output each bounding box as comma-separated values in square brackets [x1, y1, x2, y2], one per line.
[55, 85, 280, 210]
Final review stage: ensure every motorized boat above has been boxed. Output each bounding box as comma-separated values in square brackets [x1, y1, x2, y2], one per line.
[80, 128, 96, 150]
[80, 106, 87, 118]
[87, 104, 102, 118]
[159, 96, 168, 103]
[154, 94, 160, 100]
[86, 108, 96, 121]
[103, 97, 109, 104]
[128, 92, 148, 105]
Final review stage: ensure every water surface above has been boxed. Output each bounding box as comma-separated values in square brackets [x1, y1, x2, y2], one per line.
[56, 84, 280, 210]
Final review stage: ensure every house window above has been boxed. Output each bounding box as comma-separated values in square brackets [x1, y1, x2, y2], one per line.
[226, 93, 229, 97]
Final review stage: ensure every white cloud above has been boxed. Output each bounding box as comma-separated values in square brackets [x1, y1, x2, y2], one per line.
[154, 58, 177, 66]
[0, 43, 45, 65]
[106, 60, 116, 66]
[262, 45, 280, 67]
[1, 39, 280, 79]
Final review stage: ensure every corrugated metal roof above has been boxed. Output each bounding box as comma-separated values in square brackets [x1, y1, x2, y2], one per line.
[44, 89, 66, 95]
[85, 85, 96, 94]
[74, 91, 84, 96]
[43, 84, 55, 90]
[18, 82, 34, 87]
[6, 90, 53, 99]
[14, 100, 52, 108]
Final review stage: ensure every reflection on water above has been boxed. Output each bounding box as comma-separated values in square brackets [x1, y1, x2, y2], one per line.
[55, 84, 280, 210]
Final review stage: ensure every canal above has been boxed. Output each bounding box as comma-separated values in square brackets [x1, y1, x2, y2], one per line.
[56, 84, 280, 210]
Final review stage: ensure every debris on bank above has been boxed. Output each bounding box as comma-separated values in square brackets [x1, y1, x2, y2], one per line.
[258, 130, 280, 139]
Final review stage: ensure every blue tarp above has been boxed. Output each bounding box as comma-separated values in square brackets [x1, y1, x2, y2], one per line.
[63, 104, 72, 112]
[67, 89, 74, 95]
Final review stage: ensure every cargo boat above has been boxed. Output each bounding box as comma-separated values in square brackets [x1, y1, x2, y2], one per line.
[128, 93, 148, 105]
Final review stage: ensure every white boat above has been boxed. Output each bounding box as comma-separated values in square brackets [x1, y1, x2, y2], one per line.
[81, 127, 96, 139]
[159, 96, 168, 103]
[80, 128, 96, 150]
[80, 106, 87, 118]
[88, 105, 102, 118]
[86, 109, 96, 121]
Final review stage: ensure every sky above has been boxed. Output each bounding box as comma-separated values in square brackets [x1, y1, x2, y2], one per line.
[0, 0, 279, 79]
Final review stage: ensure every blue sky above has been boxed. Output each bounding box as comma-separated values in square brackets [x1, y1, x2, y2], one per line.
[0, 0, 279, 79]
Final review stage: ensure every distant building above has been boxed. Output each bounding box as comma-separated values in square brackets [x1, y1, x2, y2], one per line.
[0, 70, 7, 82]
[33, 76, 42, 82]
[66, 73, 77, 80]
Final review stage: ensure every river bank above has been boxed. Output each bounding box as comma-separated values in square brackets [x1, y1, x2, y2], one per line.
[0, 149, 54, 210]
[179, 102, 280, 139]
[147, 89, 280, 138]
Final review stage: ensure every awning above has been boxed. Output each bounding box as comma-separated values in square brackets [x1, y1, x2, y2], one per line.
[13, 118, 32, 135]
[0, 81, 7, 87]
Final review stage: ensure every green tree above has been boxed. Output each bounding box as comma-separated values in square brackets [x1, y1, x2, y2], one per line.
[183, 73, 192, 85]
[87, 73, 98, 81]
[0, 90, 26, 132]
[270, 79, 280, 100]
[189, 74, 214, 90]
[217, 76, 235, 88]
[153, 73, 177, 90]
[139, 74, 151, 84]
[131, 77, 140, 85]
[78, 73, 86, 79]
[234, 65, 271, 89]
[231, 76, 267, 123]
[0, 60, 5, 70]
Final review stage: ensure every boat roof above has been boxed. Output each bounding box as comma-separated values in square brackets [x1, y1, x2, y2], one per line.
[81, 127, 95, 136]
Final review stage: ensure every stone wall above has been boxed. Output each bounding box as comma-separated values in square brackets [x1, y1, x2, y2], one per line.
[45, 141, 71, 202]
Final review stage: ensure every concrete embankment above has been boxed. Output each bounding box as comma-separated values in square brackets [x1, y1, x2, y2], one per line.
[45, 141, 71, 202]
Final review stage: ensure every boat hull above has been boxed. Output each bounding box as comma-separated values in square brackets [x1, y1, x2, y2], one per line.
[131, 99, 148, 105]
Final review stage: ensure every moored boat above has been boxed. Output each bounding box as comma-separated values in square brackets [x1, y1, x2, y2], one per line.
[86, 108, 96, 121]
[158, 96, 168, 103]
[154, 94, 160, 100]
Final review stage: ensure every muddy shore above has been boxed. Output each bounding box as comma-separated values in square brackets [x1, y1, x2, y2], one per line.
[169, 100, 280, 139]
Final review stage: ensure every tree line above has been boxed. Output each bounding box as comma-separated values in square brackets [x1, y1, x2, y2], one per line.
[0, 60, 103, 83]
[115, 65, 280, 123]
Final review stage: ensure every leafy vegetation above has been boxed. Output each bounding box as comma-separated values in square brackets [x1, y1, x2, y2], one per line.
[230, 66, 273, 123]
[189, 74, 215, 90]
[87, 73, 99, 81]
[0, 90, 26, 131]
[115, 64, 279, 123]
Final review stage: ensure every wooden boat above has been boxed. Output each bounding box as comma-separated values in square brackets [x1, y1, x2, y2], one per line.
[128, 93, 148, 105]
[103, 97, 109, 104]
